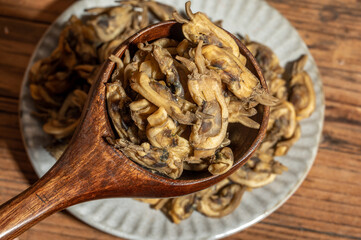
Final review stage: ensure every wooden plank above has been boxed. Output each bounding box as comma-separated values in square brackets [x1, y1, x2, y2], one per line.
[0, 96, 18, 113]
[22, 212, 117, 240]
[0, 0, 75, 24]
[225, 221, 356, 240]
[0, 17, 48, 98]
[0, 18, 48, 44]
[267, 0, 361, 76]
[0, 0, 360, 239]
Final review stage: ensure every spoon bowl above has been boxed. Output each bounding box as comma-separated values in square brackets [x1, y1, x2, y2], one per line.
[0, 21, 269, 239]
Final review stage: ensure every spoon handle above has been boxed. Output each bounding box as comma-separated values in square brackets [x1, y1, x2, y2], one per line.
[0, 135, 131, 239]
[0, 164, 75, 239]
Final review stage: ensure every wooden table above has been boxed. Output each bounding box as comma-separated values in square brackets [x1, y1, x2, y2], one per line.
[0, 0, 360, 239]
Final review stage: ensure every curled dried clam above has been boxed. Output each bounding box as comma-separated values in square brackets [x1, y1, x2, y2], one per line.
[150, 34, 315, 222]
[30, 0, 316, 225]
[196, 179, 245, 218]
[287, 55, 316, 120]
[173, 1, 240, 58]
[106, 2, 274, 179]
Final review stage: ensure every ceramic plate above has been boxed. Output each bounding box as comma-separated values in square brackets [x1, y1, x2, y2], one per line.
[19, 0, 324, 239]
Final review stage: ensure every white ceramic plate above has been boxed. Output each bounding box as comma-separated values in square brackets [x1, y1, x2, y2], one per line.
[20, 0, 324, 239]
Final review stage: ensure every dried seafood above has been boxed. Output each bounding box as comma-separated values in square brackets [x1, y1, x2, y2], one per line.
[29, 0, 176, 140]
[30, 0, 316, 224]
[141, 36, 315, 223]
[106, 2, 275, 179]
[287, 55, 316, 120]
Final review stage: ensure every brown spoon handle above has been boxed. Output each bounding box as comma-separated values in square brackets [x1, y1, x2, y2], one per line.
[0, 127, 121, 239]
[0, 166, 78, 239]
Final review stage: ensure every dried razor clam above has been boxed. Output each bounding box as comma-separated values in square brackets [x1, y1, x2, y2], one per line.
[106, 81, 134, 141]
[87, 5, 134, 42]
[107, 2, 273, 179]
[138, 35, 315, 222]
[164, 194, 196, 224]
[208, 147, 234, 175]
[42, 89, 87, 139]
[229, 166, 278, 188]
[202, 45, 258, 99]
[129, 99, 157, 131]
[118, 0, 176, 21]
[130, 72, 197, 125]
[152, 45, 184, 97]
[30, 1, 174, 141]
[187, 42, 230, 159]
[30, 0, 317, 225]
[269, 78, 288, 101]
[173, 1, 240, 58]
[146, 107, 191, 162]
[244, 38, 284, 82]
[268, 101, 297, 139]
[108, 138, 184, 179]
[274, 123, 301, 156]
[287, 55, 316, 121]
[196, 179, 246, 218]
[144, 1, 176, 21]
[227, 98, 259, 129]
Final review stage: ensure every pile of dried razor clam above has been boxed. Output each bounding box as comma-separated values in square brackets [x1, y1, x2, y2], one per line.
[29, 0, 316, 223]
[138, 39, 316, 223]
[29, 0, 175, 141]
[106, 2, 278, 179]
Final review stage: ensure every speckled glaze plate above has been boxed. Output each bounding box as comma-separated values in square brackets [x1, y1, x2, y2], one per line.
[19, 0, 324, 239]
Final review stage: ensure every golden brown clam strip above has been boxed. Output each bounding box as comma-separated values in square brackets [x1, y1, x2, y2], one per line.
[173, 1, 240, 58]
[106, 2, 277, 180]
[287, 55, 316, 121]
[30, 0, 316, 224]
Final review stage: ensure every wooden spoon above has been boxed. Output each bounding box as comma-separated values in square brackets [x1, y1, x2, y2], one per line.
[0, 21, 269, 240]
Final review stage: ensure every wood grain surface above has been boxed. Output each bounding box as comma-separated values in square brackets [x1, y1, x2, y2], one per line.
[0, 0, 360, 239]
